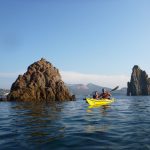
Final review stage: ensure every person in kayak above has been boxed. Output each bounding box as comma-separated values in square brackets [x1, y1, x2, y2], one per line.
[100, 88, 111, 99]
[93, 91, 99, 99]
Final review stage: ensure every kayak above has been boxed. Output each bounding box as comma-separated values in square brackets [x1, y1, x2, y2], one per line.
[86, 98, 115, 106]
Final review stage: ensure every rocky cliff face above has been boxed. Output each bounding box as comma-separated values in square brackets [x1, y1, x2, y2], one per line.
[7, 58, 74, 101]
[127, 65, 150, 96]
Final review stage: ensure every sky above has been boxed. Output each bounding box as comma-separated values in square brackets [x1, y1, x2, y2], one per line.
[0, 0, 150, 89]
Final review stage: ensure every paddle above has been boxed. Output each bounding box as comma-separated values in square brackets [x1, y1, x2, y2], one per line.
[109, 86, 119, 92]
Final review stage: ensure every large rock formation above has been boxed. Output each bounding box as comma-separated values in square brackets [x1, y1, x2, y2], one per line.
[127, 65, 150, 96]
[7, 58, 74, 101]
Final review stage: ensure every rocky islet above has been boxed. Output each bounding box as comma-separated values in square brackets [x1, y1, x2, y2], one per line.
[127, 65, 150, 96]
[7, 58, 74, 101]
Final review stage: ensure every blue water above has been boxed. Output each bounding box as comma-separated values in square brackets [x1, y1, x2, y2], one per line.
[0, 96, 150, 150]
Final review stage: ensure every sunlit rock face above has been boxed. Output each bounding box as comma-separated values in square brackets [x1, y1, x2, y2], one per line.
[7, 58, 74, 101]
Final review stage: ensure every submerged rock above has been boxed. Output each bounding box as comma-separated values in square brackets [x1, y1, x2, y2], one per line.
[7, 58, 74, 101]
[127, 65, 150, 96]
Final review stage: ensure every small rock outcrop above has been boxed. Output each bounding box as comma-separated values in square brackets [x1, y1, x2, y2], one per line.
[7, 58, 74, 101]
[127, 65, 150, 96]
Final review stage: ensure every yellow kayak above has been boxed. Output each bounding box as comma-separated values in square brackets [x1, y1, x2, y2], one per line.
[86, 98, 115, 106]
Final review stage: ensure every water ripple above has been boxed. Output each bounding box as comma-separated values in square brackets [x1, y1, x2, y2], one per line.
[0, 96, 150, 149]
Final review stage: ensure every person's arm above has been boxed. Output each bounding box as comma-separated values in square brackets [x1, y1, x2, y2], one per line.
[108, 92, 112, 97]
[99, 93, 102, 98]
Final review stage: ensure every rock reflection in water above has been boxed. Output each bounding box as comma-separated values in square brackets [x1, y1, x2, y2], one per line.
[11, 102, 66, 144]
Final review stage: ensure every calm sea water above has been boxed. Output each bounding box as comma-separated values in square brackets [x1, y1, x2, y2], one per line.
[0, 96, 150, 150]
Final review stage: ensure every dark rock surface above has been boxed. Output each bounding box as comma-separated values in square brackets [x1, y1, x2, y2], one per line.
[7, 58, 74, 101]
[127, 65, 150, 96]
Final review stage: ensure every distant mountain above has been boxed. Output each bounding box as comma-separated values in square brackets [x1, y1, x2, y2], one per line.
[67, 83, 127, 96]
[113, 87, 127, 95]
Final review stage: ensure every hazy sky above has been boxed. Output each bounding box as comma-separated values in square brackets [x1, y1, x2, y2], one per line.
[0, 0, 150, 88]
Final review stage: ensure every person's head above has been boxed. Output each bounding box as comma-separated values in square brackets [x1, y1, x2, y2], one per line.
[102, 88, 106, 93]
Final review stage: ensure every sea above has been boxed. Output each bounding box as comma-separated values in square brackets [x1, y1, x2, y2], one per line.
[0, 96, 150, 150]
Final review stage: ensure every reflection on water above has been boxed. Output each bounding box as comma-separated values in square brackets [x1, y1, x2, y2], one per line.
[85, 124, 109, 133]
[11, 102, 65, 145]
[86, 105, 112, 134]
[0, 96, 150, 149]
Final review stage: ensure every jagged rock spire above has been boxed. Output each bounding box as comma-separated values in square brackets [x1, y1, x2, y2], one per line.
[127, 65, 150, 96]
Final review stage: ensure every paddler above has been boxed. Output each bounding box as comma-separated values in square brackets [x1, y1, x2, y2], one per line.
[93, 91, 100, 99]
[100, 88, 111, 99]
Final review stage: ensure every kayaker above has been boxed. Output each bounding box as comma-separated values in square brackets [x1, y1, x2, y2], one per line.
[93, 91, 99, 99]
[100, 88, 111, 99]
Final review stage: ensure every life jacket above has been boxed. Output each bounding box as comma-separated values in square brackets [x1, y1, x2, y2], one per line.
[100, 92, 110, 99]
